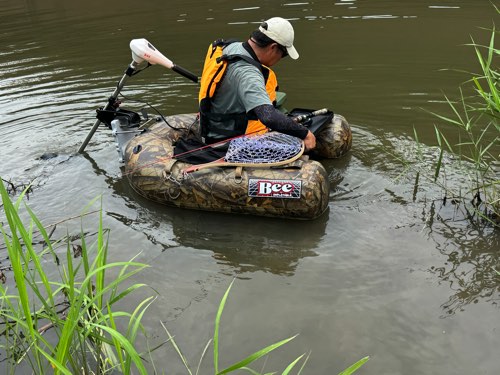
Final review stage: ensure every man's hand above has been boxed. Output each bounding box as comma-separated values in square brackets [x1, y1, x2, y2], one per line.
[303, 130, 316, 151]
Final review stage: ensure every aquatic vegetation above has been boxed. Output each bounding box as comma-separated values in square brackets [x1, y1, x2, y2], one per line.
[0, 179, 151, 374]
[415, 18, 499, 227]
[0, 179, 368, 374]
[0, 177, 34, 200]
[382, 11, 499, 316]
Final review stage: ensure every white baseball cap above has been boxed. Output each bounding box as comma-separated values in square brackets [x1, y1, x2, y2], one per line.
[259, 17, 299, 60]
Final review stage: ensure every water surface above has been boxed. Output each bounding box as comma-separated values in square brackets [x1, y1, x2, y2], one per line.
[0, 1, 498, 374]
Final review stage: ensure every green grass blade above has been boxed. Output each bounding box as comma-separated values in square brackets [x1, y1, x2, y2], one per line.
[214, 278, 235, 374]
[24, 203, 58, 262]
[109, 252, 142, 301]
[217, 335, 298, 375]
[0, 181, 40, 368]
[91, 323, 148, 375]
[161, 322, 193, 375]
[96, 206, 106, 310]
[124, 296, 156, 373]
[296, 351, 311, 375]
[106, 302, 126, 373]
[425, 110, 463, 126]
[109, 283, 148, 305]
[239, 367, 267, 375]
[338, 356, 370, 375]
[195, 338, 213, 375]
[281, 353, 305, 375]
[433, 127, 445, 182]
[34, 344, 73, 375]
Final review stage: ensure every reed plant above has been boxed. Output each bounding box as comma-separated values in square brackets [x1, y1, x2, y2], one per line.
[415, 16, 499, 226]
[0, 179, 152, 374]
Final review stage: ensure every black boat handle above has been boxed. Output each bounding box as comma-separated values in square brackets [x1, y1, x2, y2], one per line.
[172, 64, 199, 83]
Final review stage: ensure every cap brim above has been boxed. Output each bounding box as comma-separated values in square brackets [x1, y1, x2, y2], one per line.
[287, 45, 299, 60]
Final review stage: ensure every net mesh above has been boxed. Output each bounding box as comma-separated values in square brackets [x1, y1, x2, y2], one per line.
[224, 132, 302, 164]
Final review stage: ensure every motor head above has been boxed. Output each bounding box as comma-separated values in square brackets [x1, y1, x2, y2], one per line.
[130, 38, 174, 69]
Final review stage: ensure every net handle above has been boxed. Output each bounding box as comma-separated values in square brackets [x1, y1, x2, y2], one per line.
[183, 141, 305, 174]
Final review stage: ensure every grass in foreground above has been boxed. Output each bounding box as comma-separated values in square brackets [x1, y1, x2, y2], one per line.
[0, 179, 151, 374]
[0, 179, 369, 373]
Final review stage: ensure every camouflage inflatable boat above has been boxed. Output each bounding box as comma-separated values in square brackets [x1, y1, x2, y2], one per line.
[117, 112, 351, 220]
[79, 39, 352, 219]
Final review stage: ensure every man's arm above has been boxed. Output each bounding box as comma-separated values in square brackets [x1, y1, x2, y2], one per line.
[252, 104, 316, 150]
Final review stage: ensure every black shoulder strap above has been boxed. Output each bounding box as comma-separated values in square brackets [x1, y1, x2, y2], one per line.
[220, 54, 261, 69]
[242, 41, 260, 62]
[242, 41, 270, 82]
[218, 54, 270, 83]
[209, 38, 238, 58]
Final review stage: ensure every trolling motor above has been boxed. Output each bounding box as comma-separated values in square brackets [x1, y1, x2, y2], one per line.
[78, 39, 198, 155]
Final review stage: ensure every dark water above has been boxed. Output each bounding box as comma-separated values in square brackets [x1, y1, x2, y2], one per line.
[0, 1, 498, 374]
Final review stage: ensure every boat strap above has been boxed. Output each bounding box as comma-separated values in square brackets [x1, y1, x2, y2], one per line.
[270, 159, 304, 170]
[234, 166, 243, 183]
[162, 159, 178, 176]
[162, 164, 182, 200]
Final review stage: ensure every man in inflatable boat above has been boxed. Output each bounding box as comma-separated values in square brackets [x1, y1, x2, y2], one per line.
[198, 17, 317, 152]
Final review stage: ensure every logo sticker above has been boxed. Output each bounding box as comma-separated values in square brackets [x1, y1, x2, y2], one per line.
[248, 179, 302, 199]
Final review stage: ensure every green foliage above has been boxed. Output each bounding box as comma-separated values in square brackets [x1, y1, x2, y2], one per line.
[0, 179, 152, 374]
[419, 20, 499, 225]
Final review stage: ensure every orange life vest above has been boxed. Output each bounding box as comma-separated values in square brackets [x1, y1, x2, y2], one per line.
[198, 40, 278, 142]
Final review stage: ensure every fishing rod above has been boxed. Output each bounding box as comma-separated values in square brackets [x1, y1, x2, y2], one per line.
[294, 108, 328, 123]
[78, 38, 198, 153]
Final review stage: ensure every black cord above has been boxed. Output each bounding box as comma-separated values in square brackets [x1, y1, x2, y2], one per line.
[130, 63, 151, 76]
[185, 113, 200, 136]
[115, 61, 201, 133]
[118, 92, 182, 131]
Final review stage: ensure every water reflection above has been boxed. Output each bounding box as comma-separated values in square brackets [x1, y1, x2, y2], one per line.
[335, 126, 500, 317]
[170, 211, 324, 276]
[83, 153, 325, 276]
[110, 200, 324, 276]
[421, 200, 500, 316]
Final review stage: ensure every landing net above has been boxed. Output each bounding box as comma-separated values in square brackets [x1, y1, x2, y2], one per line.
[224, 132, 303, 164]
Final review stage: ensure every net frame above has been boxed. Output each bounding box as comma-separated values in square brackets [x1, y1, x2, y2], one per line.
[183, 132, 304, 174]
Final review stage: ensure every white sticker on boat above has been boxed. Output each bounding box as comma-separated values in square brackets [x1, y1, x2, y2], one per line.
[248, 179, 302, 199]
